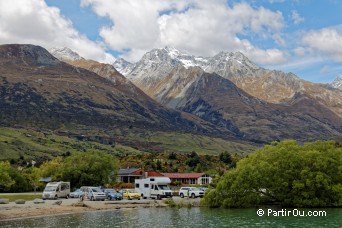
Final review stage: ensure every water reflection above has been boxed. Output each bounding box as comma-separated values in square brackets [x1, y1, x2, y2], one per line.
[1, 207, 341, 228]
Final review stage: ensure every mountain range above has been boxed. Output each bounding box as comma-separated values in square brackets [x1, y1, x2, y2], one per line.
[0, 44, 228, 139]
[115, 47, 341, 116]
[0, 44, 341, 153]
[108, 47, 342, 142]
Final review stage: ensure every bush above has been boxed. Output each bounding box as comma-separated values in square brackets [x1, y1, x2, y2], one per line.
[170, 181, 181, 186]
[114, 182, 134, 189]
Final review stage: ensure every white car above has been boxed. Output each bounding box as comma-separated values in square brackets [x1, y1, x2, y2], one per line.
[179, 187, 204, 198]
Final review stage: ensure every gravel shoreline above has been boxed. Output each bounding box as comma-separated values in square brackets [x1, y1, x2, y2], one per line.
[0, 197, 201, 221]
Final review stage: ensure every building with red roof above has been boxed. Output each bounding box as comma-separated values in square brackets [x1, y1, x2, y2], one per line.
[117, 168, 164, 183]
[117, 168, 212, 185]
[161, 173, 212, 185]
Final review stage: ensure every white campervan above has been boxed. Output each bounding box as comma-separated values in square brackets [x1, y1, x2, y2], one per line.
[135, 177, 173, 200]
[42, 182, 70, 200]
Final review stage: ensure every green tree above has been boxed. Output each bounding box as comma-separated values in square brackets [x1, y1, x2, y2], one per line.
[168, 152, 177, 160]
[203, 140, 342, 208]
[186, 151, 200, 168]
[59, 151, 118, 187]
[23, 166, 41, 193]
[156, 160, 162, 171]
[39, 157, 63, 181]
[8, 167, 30, 192]
[0, 161, 15, 191]
[219, 151, 232, 164]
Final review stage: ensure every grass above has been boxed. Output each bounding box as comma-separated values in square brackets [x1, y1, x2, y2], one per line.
[0, 194, 42, 202]
[0, 126, 258, 162]
[113, 129, 258, 155]
[0, 127, 141, 161]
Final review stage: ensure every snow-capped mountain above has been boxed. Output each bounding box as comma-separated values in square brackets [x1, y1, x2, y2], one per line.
[202, 51, 266, 78]
[113, 58, 134, 76]
[116, 46, 265, 78]
[331, 75, 342, 90]
[49, 47, 83, 61]
[117, 47, 304, 103]
[118, 48, 186, 88]
[116, 47, 342, 120]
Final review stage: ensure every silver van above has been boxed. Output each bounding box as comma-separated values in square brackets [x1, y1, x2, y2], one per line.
[42, 182, 70, 199]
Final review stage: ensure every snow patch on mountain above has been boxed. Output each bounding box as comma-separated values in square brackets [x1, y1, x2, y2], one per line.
[49, 47, 83, 61]
[331, 75, 342, 90]
[113, 58, 134, 75]
[116, 46, 264, 81]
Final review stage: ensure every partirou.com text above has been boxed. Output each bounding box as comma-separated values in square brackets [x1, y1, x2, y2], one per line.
[257, 208, 327, 217]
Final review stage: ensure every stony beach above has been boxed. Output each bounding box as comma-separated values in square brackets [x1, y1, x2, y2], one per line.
[0, 197, 201, 221]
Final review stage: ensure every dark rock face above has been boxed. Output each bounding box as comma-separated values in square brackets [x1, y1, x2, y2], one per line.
[175, 72, 342, 142]
[183, 98, 244, 138]
[0, 44, 59, 66]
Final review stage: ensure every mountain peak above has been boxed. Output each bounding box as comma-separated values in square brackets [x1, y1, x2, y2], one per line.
[0, 44, 59, 66]
[49, 47, 83, 61]
[212, 51, 254, 65]
[113, 58, 134, 75]
[162, 46, 187, 58]
[331, 75, 342, 90]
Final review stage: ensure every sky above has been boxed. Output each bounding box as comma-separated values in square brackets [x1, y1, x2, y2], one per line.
[0, 0, 341, 83]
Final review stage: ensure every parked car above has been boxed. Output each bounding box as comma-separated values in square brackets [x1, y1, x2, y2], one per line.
[179, 187, 204, 198]
[119, 189, 141, 200]
[80, 186, 106, 201]
[70, 189, 84, 198]
[103, 188, 123, 200]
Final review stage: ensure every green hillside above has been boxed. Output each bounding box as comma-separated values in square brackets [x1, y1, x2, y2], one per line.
[113, 129, 257, 155]
[0, 127, 257, 163]
[0, 127, 139, 162]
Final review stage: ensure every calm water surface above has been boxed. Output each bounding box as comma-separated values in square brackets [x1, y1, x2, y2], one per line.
[1, 207, 341, 227]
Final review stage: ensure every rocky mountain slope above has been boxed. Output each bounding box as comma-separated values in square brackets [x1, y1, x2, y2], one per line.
[113, 47, 342, 142]
[0, 44, 227, 137]
[117, 47, 342, 119]
[145, 66, 342, 142]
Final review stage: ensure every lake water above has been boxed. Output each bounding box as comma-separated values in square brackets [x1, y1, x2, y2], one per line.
[1, 207, 341, 227]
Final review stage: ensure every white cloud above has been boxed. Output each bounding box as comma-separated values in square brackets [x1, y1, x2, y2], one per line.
[82, 0, 286, 64]
[302, 28, 342, 61]
[293, 47, 307, 56]
[291, 10, 304, 25]
[0, 0, 114, 63]
[265, 56, 324, 73]
[320, 65, 331, 74]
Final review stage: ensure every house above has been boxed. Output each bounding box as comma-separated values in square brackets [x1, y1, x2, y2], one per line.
[117, 168, 164, 183]
[117, 168, 212, 185]
[117, 168, 143, 183]
[161, 173, 212, 185]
